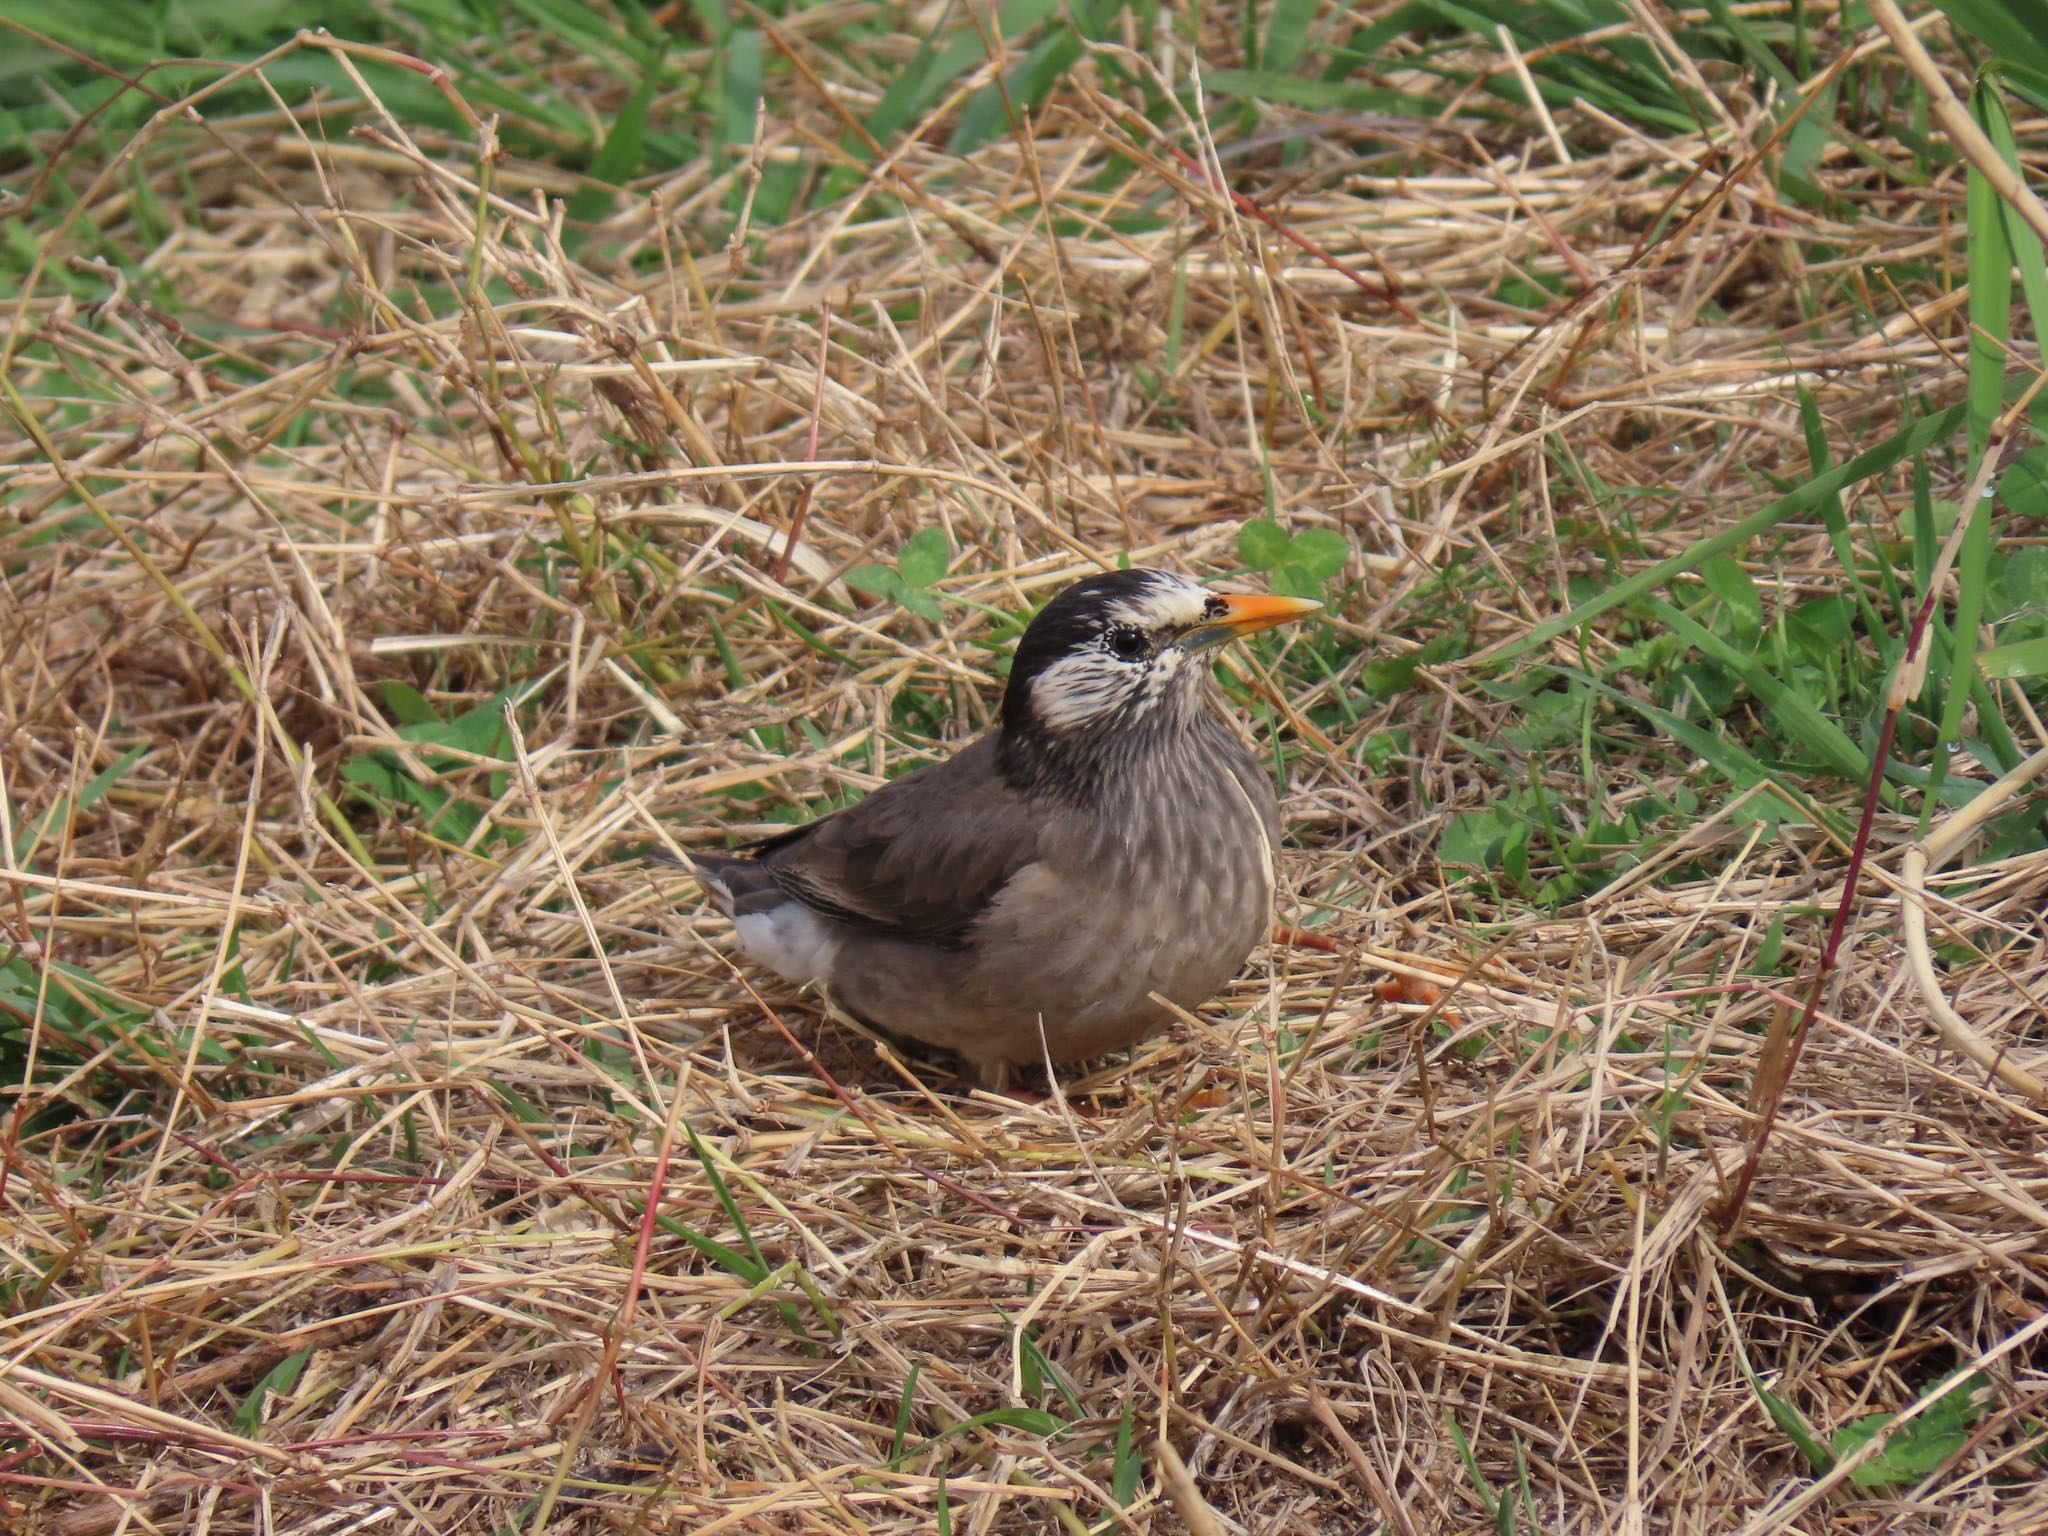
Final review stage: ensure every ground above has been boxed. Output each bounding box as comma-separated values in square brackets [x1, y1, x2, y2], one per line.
[2, 8, 2046, 1534]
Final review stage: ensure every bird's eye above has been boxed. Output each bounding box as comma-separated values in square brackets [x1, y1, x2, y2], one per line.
[1106, 625, 1149, 661]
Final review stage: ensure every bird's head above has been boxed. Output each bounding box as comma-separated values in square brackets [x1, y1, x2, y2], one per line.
[1000, 569, 1320, 745]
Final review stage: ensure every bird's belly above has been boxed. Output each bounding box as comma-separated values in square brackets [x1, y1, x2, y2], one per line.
[828, 837, 1271, 1070]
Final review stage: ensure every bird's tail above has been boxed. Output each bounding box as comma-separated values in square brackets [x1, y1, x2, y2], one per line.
[664, 849, 777, 922]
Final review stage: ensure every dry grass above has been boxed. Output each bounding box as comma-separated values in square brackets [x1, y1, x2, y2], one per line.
[4, 18, 2047, 1536]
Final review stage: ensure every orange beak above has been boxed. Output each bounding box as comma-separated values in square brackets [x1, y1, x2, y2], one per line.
[1183, 591, 1322, 649]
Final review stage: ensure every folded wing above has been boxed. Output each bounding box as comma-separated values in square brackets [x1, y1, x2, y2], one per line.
[749, 738, 1045, 948]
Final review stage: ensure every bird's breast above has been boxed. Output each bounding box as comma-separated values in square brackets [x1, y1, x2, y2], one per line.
[1038, 727, 1277, 970]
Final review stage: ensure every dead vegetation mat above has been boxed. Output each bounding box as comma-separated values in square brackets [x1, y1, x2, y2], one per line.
[2, 23, 2046, 1536]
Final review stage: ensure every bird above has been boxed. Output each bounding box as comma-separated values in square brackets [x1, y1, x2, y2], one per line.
[685, 567, 1321, 1085]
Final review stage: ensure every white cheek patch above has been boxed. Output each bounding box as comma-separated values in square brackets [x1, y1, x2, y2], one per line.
[1031, 650, 1133, 732]
[1031, 643, 1194, 732]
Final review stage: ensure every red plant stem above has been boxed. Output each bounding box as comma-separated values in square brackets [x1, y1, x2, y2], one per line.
[773, 303, 832, 585]
[1715, 703, 1904, 1234]
[1717, 446, 2003, 1236]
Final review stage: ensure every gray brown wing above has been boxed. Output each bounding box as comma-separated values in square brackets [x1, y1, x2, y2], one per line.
[756, 737, 1044, 947]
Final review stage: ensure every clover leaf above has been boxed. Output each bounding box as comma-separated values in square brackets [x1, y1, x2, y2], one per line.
[1238, 517, 1348, 602]
[847, 528, 951, 621]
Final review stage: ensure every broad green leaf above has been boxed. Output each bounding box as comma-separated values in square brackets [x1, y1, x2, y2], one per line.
[339, 756, 404, 800]
[2000, 447, 2048, 522]
[1836, 1412, 1965, 1487]
[1785, 594, 1853, 660]
[1977, 634, 2048, 679]
[1777, 78, 1834, 204]
[845, 563, 904, 598]
[1836, 1372, 1989, 1488]
[1700, 554, 1762, 640]
[1238, 518, 1290, 570]
[1273, 564, 1324, 600]
[1501, 820, 1530, 886]
[1361, 653, 1422, 698]
[1290, 527, 1349, 581]
[409, 696, 513, 760]
[231, 1349, 310, 1436]
[898, 527, 952, 589]
[379, 681, 439, 726]
[1442, 806, 1518, 870]
[1994, 546, 2048, 613]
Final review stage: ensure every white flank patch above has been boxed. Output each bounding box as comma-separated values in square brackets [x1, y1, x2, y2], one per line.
[733, 904, 841, 984]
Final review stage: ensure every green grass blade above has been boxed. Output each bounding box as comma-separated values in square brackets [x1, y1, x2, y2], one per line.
[1109, 1394, 1141, 1505]
[889, 1362, 921, 1467]
[865, 0, 1061, 151]
[21, 743, 147, 865]
[566, 57, 661, 227]
[949, 25, 1084, 154]
[1980, 86, 2048, 386]
[685, 1121, 770, 1275]
[1795, 388, 1884, 640]
[1920, 81, 2019, 816]
[1965, 89, 2016, 466]
[1648, 597, 1878, 790]
[1738, 1357, 1833, 1473]
[1485, 404, 1964, 667]
[1561, 669, 1845, 839]
[654, 1212, 761, 1281]
[1264, 0, 1320, 74]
